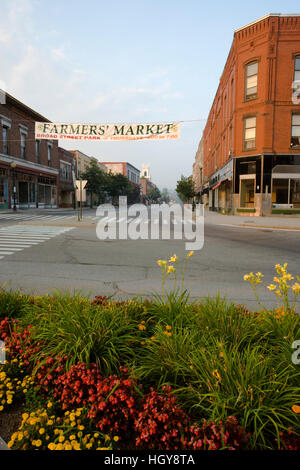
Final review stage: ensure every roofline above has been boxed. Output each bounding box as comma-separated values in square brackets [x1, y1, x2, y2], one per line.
[235, 13, 300, 33]
[5, 93, 51, 122]
[101, 161, 141, 173]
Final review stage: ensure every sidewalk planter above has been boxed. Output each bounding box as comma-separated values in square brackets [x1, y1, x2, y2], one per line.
[0, 266, 300, 451]
[272, 209, 300, 215]
[236, 208, 256, 215]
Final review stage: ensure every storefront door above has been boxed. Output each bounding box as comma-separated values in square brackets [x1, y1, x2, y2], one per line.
[0, 178, 8, 209]
[240, 176, 255, 208]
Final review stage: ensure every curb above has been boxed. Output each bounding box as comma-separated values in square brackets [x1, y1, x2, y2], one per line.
[0, 435, 9, 450]
[238, 224, 300, 230]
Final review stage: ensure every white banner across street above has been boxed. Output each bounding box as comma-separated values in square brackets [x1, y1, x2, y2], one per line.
[35, 122, 180, 141]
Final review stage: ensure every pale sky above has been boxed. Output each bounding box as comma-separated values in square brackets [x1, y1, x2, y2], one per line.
[1, 0, 300, 189]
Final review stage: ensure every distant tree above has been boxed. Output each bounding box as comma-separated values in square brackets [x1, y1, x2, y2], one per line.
[128, 184, 141, 204]
[176, 175, 195, 203]
[160, 188, 170, 203]
[147, 186, 161, 202]
[81, 158, 108, 206]
[106, 172, 133, 205]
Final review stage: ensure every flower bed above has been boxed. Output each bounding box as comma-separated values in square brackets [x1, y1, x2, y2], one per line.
[0, 260, 300, 450]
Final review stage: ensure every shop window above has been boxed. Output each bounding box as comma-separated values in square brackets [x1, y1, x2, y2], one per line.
[291, 114, 300, 148]
[290, 179, 300, 207]
[272, 179, 289, 204]
[245, 62, 258, 101]
[243, 117, 256, 150]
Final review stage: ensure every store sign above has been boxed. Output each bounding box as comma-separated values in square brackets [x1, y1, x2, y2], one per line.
[35, 122, 180, 141]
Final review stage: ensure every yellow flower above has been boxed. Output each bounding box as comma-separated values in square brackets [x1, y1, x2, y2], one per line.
[165, 325, 172, 330]
[58, 435, 65, 442]
[164, 331, 172, 337]
[186, 250, 194, 258]
[212, 369, 221, 381]
[35, 440, 42, 447]
[113, 436, 119, 442]
[167, 265, 176, 274]
[39, 428, 45, 435]
[267, 284, 276, 291]
[292, 283, 300, 294]
[138, 324, 146, 331]
[48, 443, 56, 450]
[169, 254, 178, 263]
[47, 401, 53, 408]
[157, 260, 167, 267]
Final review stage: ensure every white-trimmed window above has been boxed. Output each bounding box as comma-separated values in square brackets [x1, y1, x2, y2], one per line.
[291, 114, 300, 147]
[19, 124, 28, 159]
[35, 140, 40, 163]
[0, 115, 11, 155]
[47, 143, 52, 166]
[244, 116, 256, 150]
[2, 126, 9, 154]
[294, 55, 300, 91]
[20, 132, 26, 159]
[245, 62, 258, 100]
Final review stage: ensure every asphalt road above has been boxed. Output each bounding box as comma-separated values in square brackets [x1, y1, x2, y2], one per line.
[0, 209, 299, 310]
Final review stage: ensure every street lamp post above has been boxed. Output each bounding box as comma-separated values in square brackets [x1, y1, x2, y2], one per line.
[10, 161, 17, 211]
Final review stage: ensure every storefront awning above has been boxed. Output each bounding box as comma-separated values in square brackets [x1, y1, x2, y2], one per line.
[272, 165, 300, 179]
[212, 182, 221, 190]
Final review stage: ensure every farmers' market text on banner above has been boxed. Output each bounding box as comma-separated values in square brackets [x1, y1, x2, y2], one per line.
[35, 122, 180, 141]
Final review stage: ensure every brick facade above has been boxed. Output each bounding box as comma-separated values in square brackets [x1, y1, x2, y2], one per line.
[202, 14, 300, 215]
[0, 93, 73, 209]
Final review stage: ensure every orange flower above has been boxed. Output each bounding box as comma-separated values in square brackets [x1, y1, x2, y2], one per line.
[292, 405, 300, 414]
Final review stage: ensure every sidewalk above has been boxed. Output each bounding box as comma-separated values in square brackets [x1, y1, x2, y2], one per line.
[203, 209, 300, 230]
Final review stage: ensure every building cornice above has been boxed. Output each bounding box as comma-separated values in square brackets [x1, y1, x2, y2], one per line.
[0, 153, 59, 175]
[235, 13, 300, 33]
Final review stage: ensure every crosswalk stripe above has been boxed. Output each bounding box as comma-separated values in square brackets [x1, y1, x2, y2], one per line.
[0, 239, 40, 243]
[0, 243, 37, 247]
[0, 235, 51, 239]
[0, 247, 22, 251]
[0, 225, 74, 260]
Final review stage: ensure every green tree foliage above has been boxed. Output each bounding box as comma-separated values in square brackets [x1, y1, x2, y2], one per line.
[80, 158, 108, 205]
[106, 172, 134, 204]
[147, 186, 161, 202]
[176, 175, 195, 203]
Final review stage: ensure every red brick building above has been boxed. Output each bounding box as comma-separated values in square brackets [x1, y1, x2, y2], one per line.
[0, 93, 74, 209]
[58, 147, 75, 208]
[202, 13, 300, 215]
